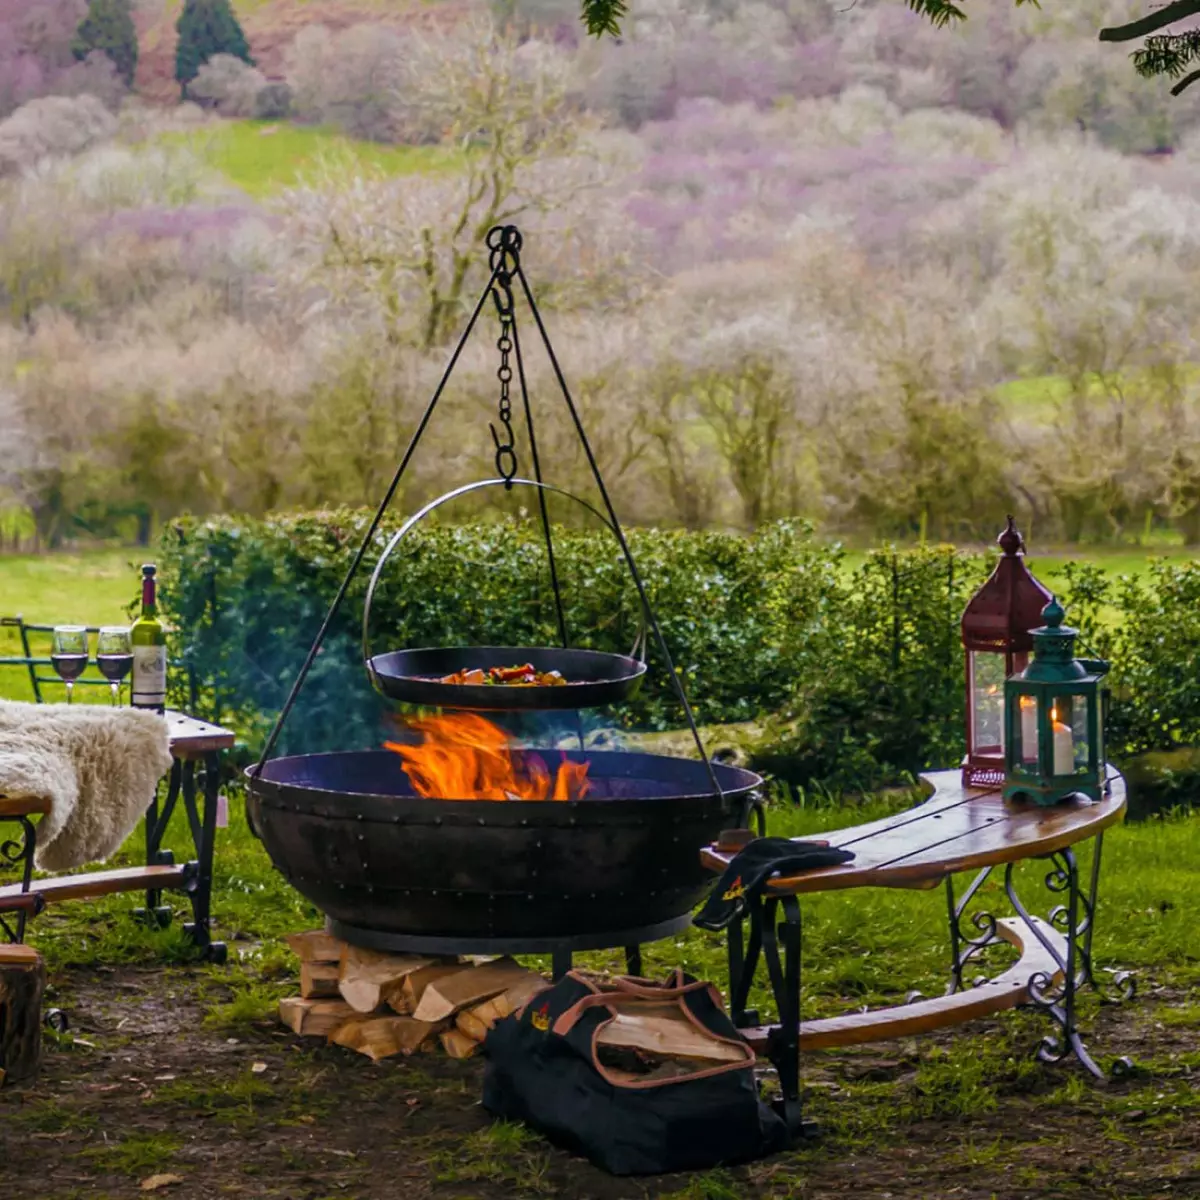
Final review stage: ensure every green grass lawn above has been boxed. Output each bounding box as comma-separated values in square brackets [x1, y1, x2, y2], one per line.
[156, 119, 461, 197]
[0, 547, 140, 703]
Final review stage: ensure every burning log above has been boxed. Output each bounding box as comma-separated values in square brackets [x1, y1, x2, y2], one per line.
[384, 712, 590, 802]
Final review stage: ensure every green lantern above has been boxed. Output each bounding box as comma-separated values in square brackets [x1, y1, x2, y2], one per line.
[1003, 597, 1110, 807]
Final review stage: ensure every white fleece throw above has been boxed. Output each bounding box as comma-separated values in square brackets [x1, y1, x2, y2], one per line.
[0, 701, 173, 872]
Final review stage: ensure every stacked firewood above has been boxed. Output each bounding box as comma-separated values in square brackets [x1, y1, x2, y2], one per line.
[278, 930, 548, 1060]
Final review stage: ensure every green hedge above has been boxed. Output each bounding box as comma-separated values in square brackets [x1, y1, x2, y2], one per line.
[160, 513, 843, 758]
[159, 511, 1200, 794]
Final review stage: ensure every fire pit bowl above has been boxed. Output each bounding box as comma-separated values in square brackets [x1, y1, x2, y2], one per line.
[246, 749, 762, 954]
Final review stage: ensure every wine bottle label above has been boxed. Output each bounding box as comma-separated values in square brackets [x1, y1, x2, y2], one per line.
[131, 644, 167, 705]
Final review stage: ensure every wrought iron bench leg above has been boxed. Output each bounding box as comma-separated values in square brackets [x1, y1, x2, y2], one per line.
[944, 865, 997, 994]
[141, 760, 182, 926]
[757, 894, 816, 1142]
[1003, 836, 1134, 1080]
[726, 907, 760, 1029]
[1, 815, 38, 943]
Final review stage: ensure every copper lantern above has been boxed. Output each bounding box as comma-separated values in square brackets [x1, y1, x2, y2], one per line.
[960, 516, 1053, 787]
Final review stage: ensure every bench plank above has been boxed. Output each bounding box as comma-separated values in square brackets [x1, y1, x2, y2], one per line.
[166, 711, 236, 759]
[740, 917, 1066, 1053]
[0, 796, 51, 817]
[0, 864, 188, 905]
[0, 944, 40, 965]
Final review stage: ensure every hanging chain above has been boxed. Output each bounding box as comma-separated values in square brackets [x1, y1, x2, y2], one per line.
[487, 226, 522, 487]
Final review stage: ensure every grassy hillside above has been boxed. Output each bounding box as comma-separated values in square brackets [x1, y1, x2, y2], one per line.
[157, 119, 459, 195]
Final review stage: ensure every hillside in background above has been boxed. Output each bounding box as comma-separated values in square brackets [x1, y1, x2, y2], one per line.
[5, 0, 1200, 553]
[131, 0, 472, 104]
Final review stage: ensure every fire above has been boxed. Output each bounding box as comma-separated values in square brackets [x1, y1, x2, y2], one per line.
[385, 712, 591, 802]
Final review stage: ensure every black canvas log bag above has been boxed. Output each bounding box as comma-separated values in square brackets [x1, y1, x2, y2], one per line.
[481, 969, 788, 1176]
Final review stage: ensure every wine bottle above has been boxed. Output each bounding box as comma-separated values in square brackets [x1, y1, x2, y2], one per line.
[130, 563, 167, 713]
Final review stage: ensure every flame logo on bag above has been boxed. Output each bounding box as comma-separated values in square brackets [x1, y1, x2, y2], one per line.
[530, 1003, 551, 1031]
[722, 876, 746, 901]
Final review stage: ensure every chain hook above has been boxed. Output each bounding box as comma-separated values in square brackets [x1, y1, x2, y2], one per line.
[487, 226, 521, 488]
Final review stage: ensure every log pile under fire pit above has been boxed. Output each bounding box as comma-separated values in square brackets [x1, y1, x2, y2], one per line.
[278, 930, 548, 1060]
[279, 930, 752, 1073]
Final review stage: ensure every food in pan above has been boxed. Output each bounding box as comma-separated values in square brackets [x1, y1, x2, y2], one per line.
[439, 663, 568, 687]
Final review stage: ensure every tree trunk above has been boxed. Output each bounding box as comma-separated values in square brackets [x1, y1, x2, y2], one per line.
[0, 947, 44, 1086]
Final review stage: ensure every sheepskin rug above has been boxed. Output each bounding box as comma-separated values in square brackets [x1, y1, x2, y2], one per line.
[0, 701, 173, 872]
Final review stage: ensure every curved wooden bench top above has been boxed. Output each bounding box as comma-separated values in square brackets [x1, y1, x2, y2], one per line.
[740, 915, 1066, 1053]
[702, 768, 1127, 896]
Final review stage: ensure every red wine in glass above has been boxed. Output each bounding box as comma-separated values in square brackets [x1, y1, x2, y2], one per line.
[96, 626, 134, 705]
[51, 625, 89, 703]
[97, 653, 133, 683]
[50, 654, 88, 681]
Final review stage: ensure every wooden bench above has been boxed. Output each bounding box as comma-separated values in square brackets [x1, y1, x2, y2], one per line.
[0, 711, 235, 963]
[739, 916, 1065, 1054]
[703, 767, 1131, 1139]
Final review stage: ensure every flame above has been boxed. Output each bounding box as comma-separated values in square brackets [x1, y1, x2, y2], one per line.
[385, 712, 590, 802]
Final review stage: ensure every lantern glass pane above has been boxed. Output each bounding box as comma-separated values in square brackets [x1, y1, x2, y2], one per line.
[970, 651, 1006, 754]
[1048, 693, 1089, 776]
[1013, 691, 1039, 772]
[1069, 694, 1091, 774]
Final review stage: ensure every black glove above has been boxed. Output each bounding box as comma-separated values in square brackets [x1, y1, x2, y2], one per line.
[693, 836, 855, 931]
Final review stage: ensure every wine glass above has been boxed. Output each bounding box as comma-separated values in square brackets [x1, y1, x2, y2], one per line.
[96, 626, 133, 705]
[50, 626, 89, 704]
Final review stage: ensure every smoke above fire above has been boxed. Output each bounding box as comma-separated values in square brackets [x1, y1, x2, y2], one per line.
[384, 711, 591, 801]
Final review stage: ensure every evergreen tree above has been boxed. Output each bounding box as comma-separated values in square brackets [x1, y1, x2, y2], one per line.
[175, 0, 254, 96]
[72, 0, 139, 89]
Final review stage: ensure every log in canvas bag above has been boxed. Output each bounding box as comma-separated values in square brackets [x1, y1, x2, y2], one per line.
[481, 969, 788, 1176]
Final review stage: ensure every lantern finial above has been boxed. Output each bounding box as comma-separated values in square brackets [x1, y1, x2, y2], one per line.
[997, 515, 1024, 557]
[1041, 596, 1064, 628]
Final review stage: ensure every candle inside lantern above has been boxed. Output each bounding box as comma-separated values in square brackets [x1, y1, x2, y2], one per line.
[1051, 706, 1074, 775]
[1019, 694, 1038, 762]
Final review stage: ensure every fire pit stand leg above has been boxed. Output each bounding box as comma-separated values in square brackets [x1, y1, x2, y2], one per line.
[548, 945, 643, 981]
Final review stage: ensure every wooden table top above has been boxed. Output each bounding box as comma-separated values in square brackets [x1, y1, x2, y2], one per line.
[166, 710, 236, 759]
[701, 768, 1128, 896]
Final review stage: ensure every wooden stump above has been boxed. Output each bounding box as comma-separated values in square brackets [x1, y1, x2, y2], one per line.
[0, 945, 44, 1086]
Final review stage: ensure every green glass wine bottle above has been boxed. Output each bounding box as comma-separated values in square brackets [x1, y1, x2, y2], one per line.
[130, 563, 167, 713]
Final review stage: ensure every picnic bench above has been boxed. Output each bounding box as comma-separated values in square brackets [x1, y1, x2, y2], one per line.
[0, 710, 235, 964]
[703, 767, 1134, 1137]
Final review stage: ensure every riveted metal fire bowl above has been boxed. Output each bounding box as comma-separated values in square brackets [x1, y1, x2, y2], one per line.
[246, 749, 761, 954]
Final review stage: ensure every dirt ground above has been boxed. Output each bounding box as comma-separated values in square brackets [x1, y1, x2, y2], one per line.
[1, 966, 1197, 1200]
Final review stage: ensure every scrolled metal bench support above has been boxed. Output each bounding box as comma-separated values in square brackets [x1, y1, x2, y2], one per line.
[0, 814, 37, 943]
